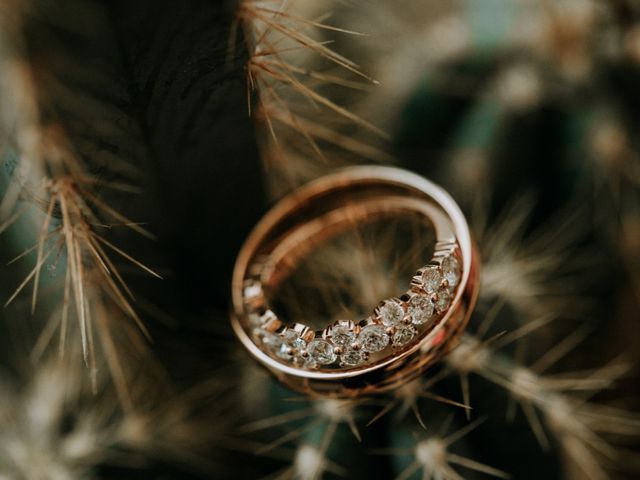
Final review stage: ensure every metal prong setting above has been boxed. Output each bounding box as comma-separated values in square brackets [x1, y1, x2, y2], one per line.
[247, 246, 462, 370]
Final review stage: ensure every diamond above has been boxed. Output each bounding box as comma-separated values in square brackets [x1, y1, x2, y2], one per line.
[307, 339, 337, 365]
[282, 330, 305, 349]
[278, 330, 307, 361]
[392, 325, 416, 346]
[293, 337, 306, 349]
[442, 256, 461, 289]
[340, 349, 366, 366]
[331, 325, 355, 347]
[257, 330, 282, 350]
[422, 266, 443, 293]
[435, 285, 451, 313]
[358, 325, 389, 352]
[378, 300, 405, 326]
[276, 342, 293, 359]
[243, 280, 263, 301]
[407, 295, 434, 325]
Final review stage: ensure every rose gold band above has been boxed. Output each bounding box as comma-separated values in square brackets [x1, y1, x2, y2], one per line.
[230, 166, 479, 397]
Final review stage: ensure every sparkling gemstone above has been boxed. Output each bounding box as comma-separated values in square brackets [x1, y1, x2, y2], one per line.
[258, 330, 282, 349]
[435, 285, 451, 313]
[422, 266, 443, 293]
[263, 330, 304, 360]
[340, 349, 366, 366]
[358, 325, 389, 352]
[282, 330, 305, 349]
[331, 325, 355, 347]
[442, 256, 461, 289]
[276, 342, 293, 359]
[292, 337, 306, 349]
[392, 325, 416, 346]
[243, 280, 262, 301]
[408, 295, 435, 325]
[307, 339, 337, 364]
[379, 300, 405, 326]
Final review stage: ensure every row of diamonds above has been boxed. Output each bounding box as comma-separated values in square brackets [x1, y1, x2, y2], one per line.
[246, 248, 462, 369]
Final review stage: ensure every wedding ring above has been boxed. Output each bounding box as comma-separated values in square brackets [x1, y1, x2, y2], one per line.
[231, 166, 479, 397]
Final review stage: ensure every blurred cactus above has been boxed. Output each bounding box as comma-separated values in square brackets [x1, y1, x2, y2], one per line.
[1, 1, 639, 479]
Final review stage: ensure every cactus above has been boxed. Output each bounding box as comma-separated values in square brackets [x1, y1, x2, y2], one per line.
[1, 1, 639, 479]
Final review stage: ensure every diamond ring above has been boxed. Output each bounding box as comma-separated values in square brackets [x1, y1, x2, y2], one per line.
[230, 166, 479, 397]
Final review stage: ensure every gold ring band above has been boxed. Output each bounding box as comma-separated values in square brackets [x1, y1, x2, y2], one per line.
[230, 166, 479, 397]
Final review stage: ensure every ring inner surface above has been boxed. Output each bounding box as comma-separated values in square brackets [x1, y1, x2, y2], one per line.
[270, 211, 437, 331]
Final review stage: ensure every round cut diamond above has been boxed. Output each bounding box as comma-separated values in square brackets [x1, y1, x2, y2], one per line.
[422, 267, 443, 293]
[340, 349, 366, 366]
[276, 330, 307, 360]
[392, 325, 416, 346]
[292, 337, 306, 349]
[435, 285, 451, 313]
[282, 330, 305, 349]
[243, 280, 263, 301]
[408, 295, 434, 325]
[276, 342, 293, 359]
[379, 300, 405, 326]
[442, 256, 461, 289]
[307, 339, 337, 365]
[358, 325, 389, 352]
[255, 329, 277, 345]
[331, 325, 355, 347]
[258, 330, 284, 353]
